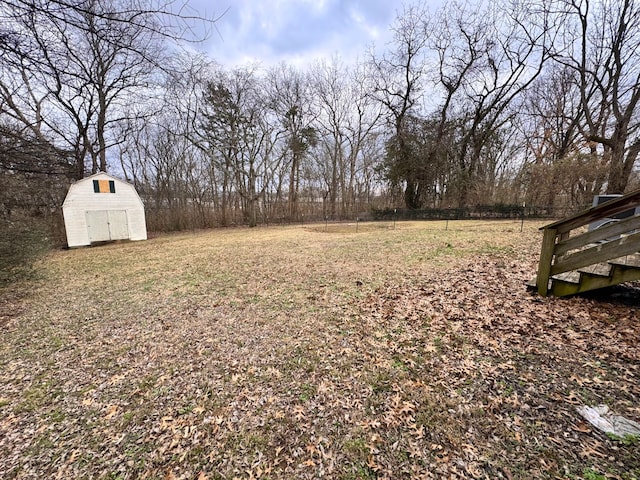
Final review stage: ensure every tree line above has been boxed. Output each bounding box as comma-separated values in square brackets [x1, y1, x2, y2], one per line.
[1, 0, 639, 236]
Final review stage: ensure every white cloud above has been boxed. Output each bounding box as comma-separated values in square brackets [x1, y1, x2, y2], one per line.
[193, 0, 401, 67]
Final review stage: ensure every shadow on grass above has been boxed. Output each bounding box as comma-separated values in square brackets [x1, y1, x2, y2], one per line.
[0, 218, 52, 288]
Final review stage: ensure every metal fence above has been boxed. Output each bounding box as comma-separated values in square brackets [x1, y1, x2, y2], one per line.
[369, 204, 586, 222]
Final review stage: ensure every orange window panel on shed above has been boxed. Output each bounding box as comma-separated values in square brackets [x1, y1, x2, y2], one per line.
[93, 180, 115, 193]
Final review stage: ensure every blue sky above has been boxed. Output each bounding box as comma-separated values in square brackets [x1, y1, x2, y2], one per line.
[191, 0, 406, 66]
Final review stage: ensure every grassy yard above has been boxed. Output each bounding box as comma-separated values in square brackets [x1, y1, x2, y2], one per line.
[1, 220, 639, 479]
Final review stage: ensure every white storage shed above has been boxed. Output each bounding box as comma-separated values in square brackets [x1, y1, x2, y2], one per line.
[62, 172, 147, 247]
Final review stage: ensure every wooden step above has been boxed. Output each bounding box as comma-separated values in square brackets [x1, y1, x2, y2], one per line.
[550, 272, 582, 297]
[579, 263, 612, 277]
[609, 253, 640, 268]
[553, 271, 581, 284]
[536, 189, 640, 297]
[550, 261, 640, 297]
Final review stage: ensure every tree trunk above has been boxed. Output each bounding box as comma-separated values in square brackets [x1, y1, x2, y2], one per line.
[289, 152, 299, 220]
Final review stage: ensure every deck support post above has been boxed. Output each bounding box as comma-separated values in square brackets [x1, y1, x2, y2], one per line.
[537, 227, 557, 296]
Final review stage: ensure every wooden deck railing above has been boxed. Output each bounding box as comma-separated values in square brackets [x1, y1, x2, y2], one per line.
[536, 189, 640, 296]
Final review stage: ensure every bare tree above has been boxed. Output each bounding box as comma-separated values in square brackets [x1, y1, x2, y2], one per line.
[343, 62, 384, 214]
[310, 57, 383, 218]
[310, 57, 349, 217]
[432, 0, 555, 206]
[0, 0, 216, 179]
[368, 2, 431, 209]
[554, 0, 640, 193]
[267, 64, 317, 220]
[513, 64, 605, 210]
[200, 67, 282, 227]
[120, 53, 222, 229]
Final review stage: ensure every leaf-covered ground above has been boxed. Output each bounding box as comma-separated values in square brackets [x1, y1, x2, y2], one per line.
[0, 220, 638, 479]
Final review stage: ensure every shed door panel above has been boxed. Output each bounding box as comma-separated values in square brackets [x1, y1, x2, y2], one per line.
[86, 210, 110, 242]
[107, 210, 129, 240]
[86, 210, 130, 242]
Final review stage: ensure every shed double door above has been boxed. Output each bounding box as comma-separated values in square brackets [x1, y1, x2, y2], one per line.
[86, 210, 129, 243]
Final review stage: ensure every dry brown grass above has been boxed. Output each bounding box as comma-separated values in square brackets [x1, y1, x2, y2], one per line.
[1, 220, 639, 479]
